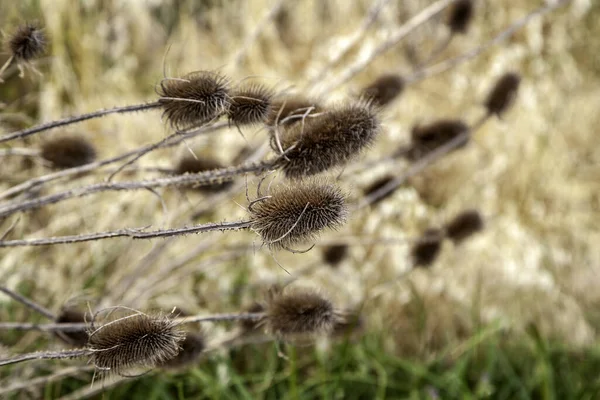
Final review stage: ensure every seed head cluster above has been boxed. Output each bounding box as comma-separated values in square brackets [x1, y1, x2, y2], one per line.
[321, 244, 349, 267]
[228, 84, 274, 127]
[8, 22, 47, 63]
[40, 136, 97, 169]
[55, 307, 89, 347]
[445, 209, 484, 244]
[447, 0, 474, 34]
[175, 154, 234, 193]
[411, 228, 444, 267]
[361, 74, 404, 107]
[485, 72, 521, 117]
[265, 96, 322, 128]
[408, 119, 469, 160]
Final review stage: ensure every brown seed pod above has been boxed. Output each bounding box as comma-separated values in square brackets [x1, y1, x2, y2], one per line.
[363, 175, 397, 206]
[264, 287, 338, 338]
[249, 181, 347, 250]
[408, 119, 469, 161]
[447, 0, 474, 34]
[411, 228, 444, 267]
[87, 313, 185, 374]
[484, 72, 521, 117]
[274, 102, 380, 179]
[54, 307, 89, 347]
[265, 96, 322, 129]
[174, 154, 234, 193]
[445, 209, 484, 244]
[158, 71, 230, 130]
[361, 74, 404, 107]
[8, 22, 47, 63]
[40, 136, 97, 169]
[321, 244, 348, 267]
[228, 84, 274, 127]
[161, 331, 205, 369]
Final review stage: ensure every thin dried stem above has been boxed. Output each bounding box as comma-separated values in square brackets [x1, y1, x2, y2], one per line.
[0, 349, 90, 367]
[0, 286, 55, 319]
[0, 366, 95, 396]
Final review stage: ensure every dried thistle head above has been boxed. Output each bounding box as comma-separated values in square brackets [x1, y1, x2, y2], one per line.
[445, 209, 484, 244]
[447, 0, 474, 34]
[228, 84, 274, 127]
[363, 175, 397, 206]
[158, 71, 230, 130]
[55, 307, 89, 347]
[275, 102, 381, 179]
[411, 228, 444, 267]
[174, 154, 234, 193]
[161, 331, 205, 369]
[249, 181, 347, 250]
[265, 96, 322, 128]
[484, 72, 521, 117]
[361, 74, 404, 107]
[263, 287, 338, 338]
[40, 136, 97, 169]
[7, 22, 47, 63]
[321, 244, 349, 267]
[87, 313, 185, 374]
[408, 119, 469, 160]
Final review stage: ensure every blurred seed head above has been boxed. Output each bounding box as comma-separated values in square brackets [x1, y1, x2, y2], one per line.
[55, 307, 89, 347]
[249, 181, 347, 250]
[408, 119, 469, 160]
[265, 96, 322, 128]
[411, 228, 444, 267]
[87, 313, 185, 373]
[484, 72, 521, 117]
[275, 102, 381, 179]
[240, 302, 265, 333]
[158, 71, 230, 130]
[228, 83, 274, 127]
[7, 22, 47, 63]
[174, 154, 234, 193]
[361, 74, 404, 107]
[321, 244, 349, 267]
[363, 175, 396, 206]
[447, 0, 474, 34]
[445, 209, 484, 244]
[331, 309, 364, 339]
[161, 331, 205, 369]
[40, 136, 97, 169]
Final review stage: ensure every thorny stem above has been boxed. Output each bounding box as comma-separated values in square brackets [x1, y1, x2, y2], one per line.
[0, 349, 90, 367]
[0, 286, 55, 319]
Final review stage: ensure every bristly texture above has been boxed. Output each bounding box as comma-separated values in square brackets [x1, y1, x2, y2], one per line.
[484, 72, 521, 117]
[274, 102, 380, 179]
[408, 119, 469, 161]
[174, 154, 234, 193]
[321, 244, 349, 267]
[228, 84, 273, 127]
[447, 0, 474, 34]
[363, 175, 396, 206]
[361, 74, 404, 107]
[265, 96, 322, 128]
[158, 71, 230, 130]
[55, 307, 89, 347]
[249, 181, 347, 250]
[411, 228, 444, 267]
[87, 313, 185, 373]
[8, 22, 47, 63]
[264, 287, 337, 338]
[445, 209, 484, 244]
[40, 136, 97, 169]
[161, 331, 205, 369]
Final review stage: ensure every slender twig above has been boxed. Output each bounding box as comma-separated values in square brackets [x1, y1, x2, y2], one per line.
[0, 349, 90, 367]
[0, 366, 95, 396]
[0, 147, 40, 157]
[0, 286, 55, 319]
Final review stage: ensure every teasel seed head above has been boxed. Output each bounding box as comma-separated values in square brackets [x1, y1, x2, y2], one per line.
[7, 21, 47, 63]
[321, 244, 349, 267]
[265, 96, 322, 128]
[360, 74, 404, 107]
[87, 313, 185, 374]
[240, 303, 265, 333]
[158, 71, 230, 130]
[447, 0, 474, 34]
[411, 228, 444, 267]
[445, 209, 484, 244]
[228, 83, 274, 127]
[40, 136, 97, 169]
[263, 287, 338, 338]
[161, 331, 205, 369]
[55, 307, 89, 347]
[274, 102, 381, 179]
[484, 72, 521, 117]
[363, 175, 397, 206]
[408, 119, 469, 160]
[174, 154, 234, 193]
[249, 181, 347, 250]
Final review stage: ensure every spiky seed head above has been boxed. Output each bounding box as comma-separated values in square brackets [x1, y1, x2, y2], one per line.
[445, 209, 484, 244]
[484, 72, 521, 117]
[411, 228, 444, 267]
[249, 181, 347, 250]
[361, 74, 404, 107]
[363, 175, 397, 206]
[161, 331, 205, 369]
[228, 84, 273, 127]
[408, 119, 469, 160]
[87, 313, 185, 373]
[158, 71, 230, 130]
[240, 303, 265, 332]
[264, 287, 337, 338]
[274, 102, 380, 179]
[8, 22, 47, 63]
[55, 307, 89, 347]
[265, 96, 322, 128]
[40, 136, 97, 169]
[447, 0, 473, 34]
[321, 244, 348, 267]
[174, 154, 234, 193]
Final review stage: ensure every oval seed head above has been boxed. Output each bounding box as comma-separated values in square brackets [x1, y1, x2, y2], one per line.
[445, 209, 484, 244]
[8, 22, 47, 63]
[249, 181, 347, 250]
[55, 307, 89, 347]
[408, 119, 469, 161]
[41, 136, 97, 169]
[264, 287, 337, 338]
[411, 228, 444, 267]
[158, 71, 230, 130]
[321, 244, 349, 267]
[174, 154, 234, 193]
[274, 102, 381, 179]
[228, 83, 274, 127]
[484, 72, 521, 117]
[447, 0, 474, 34]
[161, 331, 205, 369]
[363, 175, 397, 206]
[265, 96, 322, 128]
[361, 74, 404, 107]
[87, 313, 185, 374]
